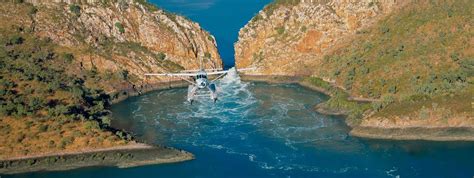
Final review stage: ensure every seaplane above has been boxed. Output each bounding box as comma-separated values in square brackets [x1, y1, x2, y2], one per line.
[144, 57, 255, 104]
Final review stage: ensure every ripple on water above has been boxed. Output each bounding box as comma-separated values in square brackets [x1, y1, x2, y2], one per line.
[110, 69, 474, 177]
[114, 69, 351, 174]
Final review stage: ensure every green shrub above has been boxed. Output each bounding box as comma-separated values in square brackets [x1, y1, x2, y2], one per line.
[204, 52, 212, 59]
[47, 80, 61, 92]
[28, 97, 45, 112]
[69, 4, 81, 15]
[72, 130, 83, 137]
[450, 52, 460, 62]
[115, 22, 125, 33]
[343, 78, 353, 90]
[388, 85, 397, 94]
[300, 26, 307, 32]
[379, 79, 386, 86]
[459, 59, 474, 77]
[157, 52, 166, 60]
[379, 24, 390, 34]
[28, 6, 38, 15]
[119, 70, 129, 80]
[59, 137, 73, 149]
[116, 131, 125, 139]
[100, 116, 111, 126]
[70, 86, 84, 100]
[48, 105, 69, 117]
[25, 121, 34, 129]
[275, 26, 285, 35]
[347, 68, 356, 77]
[381, 95, 395, 106]
[85, 121, 100, 130]
[306, 77, 331, 91]
[62, 53, 74, 63]
[418, 106, 430, 119]
[38, 124, 48, 132]
[251, 14, 263, 23]
[371, 102, 383, 112]
[8, 35, 24, 45]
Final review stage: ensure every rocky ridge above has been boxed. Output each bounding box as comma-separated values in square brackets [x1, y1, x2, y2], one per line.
[235, 0, 474, 140]
[235, 0, 402, 75]
[9, 0, 221, 92]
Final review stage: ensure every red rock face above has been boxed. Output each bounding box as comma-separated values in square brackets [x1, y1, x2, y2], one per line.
[235, 0, 403, 75]
[24, 1, 222, 85]
[295, 30, 323, 53]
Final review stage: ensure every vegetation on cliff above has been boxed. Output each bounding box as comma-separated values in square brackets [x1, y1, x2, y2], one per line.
[0, 24, 129, 159]
[0, 0, 220, 159]
[317, 0, 472, 126]
[237, 0, 473, 130]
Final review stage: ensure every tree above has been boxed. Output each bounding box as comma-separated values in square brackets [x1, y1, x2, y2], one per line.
[157, 52, 166, 60]
[100, 116, 111, 127]
[70, 86, 84, 100]
[388, 85, 397, 94]
[115, 22, 125, 33]
[28, 6, 38, 15]
[275, 26, 285, 35]
[119, 70, 129, 80]
[8, 35, 23, 45]
[62, 53, 74, 63]
[85, 121, 100, 130]
[28, 97, 45, 112]
[69, 4, 81, 15]
[204, 52, 211, 59]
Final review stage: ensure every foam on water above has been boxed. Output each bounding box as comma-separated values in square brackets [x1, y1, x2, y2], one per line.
[110, 68, 360, 174]
[106, 70, 474, 178]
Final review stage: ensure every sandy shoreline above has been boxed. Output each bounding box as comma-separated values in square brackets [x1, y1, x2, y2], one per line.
[240, 74, 474, 142]
[2, 143, 152, 161]
[0, 142, 194, 175]
[351, 127, 474, 141]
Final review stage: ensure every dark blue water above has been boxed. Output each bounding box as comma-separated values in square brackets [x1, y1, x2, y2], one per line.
[9, 72, 474, 178]
[149, 0, 271, 68]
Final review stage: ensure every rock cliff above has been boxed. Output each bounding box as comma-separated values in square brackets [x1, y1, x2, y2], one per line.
[4, 0, 221, 93]
[0, 0, 222, 159]
[235, 0, 402, 75]
[236, 0, 473, 140]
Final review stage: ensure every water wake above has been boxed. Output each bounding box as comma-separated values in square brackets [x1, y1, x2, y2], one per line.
[117, 68, 364, 175]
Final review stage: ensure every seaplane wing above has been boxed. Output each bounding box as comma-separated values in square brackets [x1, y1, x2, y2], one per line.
[144, 73, 197, 77]
[180, 68, 223, 73]
[207, 71, 229, 75]
[207, 67, 257, 75]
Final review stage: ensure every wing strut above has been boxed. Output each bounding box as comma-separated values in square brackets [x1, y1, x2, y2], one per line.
[211, 72, 227, 82]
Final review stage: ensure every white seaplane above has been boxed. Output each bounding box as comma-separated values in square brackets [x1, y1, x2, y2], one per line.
[145, 59, 254, 104]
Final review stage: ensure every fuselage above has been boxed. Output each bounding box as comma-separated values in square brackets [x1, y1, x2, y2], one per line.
[195, 70, 209, 89]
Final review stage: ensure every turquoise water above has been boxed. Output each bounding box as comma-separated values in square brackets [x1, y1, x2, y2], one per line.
[149, 0, 271, 68]
[9, 72, 474, 178]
